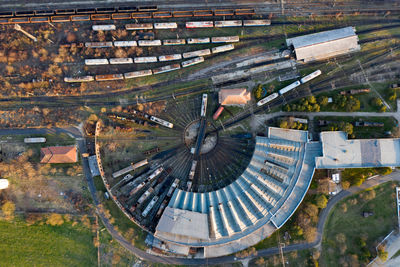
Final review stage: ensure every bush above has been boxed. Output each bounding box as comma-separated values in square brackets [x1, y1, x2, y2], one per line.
[46, 213, 64, 226]
[316, 194, 328, 209]
[1, 201, 15, 220]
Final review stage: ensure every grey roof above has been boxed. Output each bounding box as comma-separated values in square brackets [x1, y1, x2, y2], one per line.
[268, 127, 309, 143]
[286, 27, 357, 48]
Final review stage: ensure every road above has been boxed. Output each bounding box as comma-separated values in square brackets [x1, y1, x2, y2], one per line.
[1, 126, 400, 264]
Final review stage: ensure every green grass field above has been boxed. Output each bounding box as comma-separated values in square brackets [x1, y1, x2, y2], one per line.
[0, 219, 97, 267]
[321, 181, 398, 266]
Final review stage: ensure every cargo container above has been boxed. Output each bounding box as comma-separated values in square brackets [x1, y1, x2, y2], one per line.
[153, 11, 173, 18]
[85, 42, 113, 48]
[109, 58, 133, 64]
[186, 21, 213, 28]
[50, 16, 70, 22]
[124, 70, 152, 79]
[64, 76, 94, 83]
[92, 24, 116, 31]
[138, 40, 162, 46]
[181, 56, 204, 68]
[163, 39, 185, 45]
[142, 196, 159, 217]
[30, 17, 50, 23]
[114, 40, 137, 47]
[193, 10, 213, 17]
[76, 8, 96, 14]
[214, 20, 242, 27]
[187, 37, 210, 44]
[213, 106, 224, 120]
[112, 13, 131, 20]
[154, 22, 177, 29]
[125, 23, 153, 30]
[152, 64, 181, 75]
[134, 57, 157, 63]
[95, 74, 124, 81]
[214, 9, 234, 16]
[211, 44, 234, 54]
[24, 137, 46, 143]
[149, 116, 174, 128]
[158, 54, 182, 62]
[91, 14, 111, 21]
[243, 19, 271, 26]
[85, 58, 109, 65]
[96, 7, 116, 13]
[131, 12, 152, 19]
[211, 36, 240, 43]
[183, 49, 211, 58]
[71, 15, 90, 21]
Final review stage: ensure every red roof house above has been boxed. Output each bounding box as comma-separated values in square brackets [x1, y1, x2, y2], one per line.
[40, 146, 77, 163]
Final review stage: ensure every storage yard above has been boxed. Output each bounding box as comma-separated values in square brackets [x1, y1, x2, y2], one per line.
[2, 1, 400, 263]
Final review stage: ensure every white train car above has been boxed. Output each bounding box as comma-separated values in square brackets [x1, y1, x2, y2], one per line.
[142, 196, 159, 217]
[159, 54, 182, 62]
[188, 160, 197, 180]
[95, 74, 124, 81]
[201, 94, 207, 117]
[243, 19, 271, 26]
[257, 92, 279, 107]
[85, 58, 109, 65]
[163, 39, 185, 45]
[85, 42, 113, 48]
[186, 21, 213, 28]
[92, 24, 116, 31]
[124, 70, 152, 79]
[279, 80, 301, 95]
[215, 20, 242, 27]
[150, 116, 174, 128]
[154, 22, 177, 29]
[167, 178, 180, 197]
[152, 64, 181, 75]
[211, 44, 234, 54]
[132, 159, 149, 169]
[134, 57, 158, 63]
[211, 36, 240, 43]
[114, 40, 137, 47]
[125, 23, 153, 30]
[24, 137, 46, 143]
[300, 69, 322, 84]
[64, 76, 94, 82]
[181, 56, 204, 68]
[137, 188, 154, 204]
[187, 37, 210, 44]
[183, 49, 211, 58]
[138, 40, 162, 46]
[109, 58, 133, 64]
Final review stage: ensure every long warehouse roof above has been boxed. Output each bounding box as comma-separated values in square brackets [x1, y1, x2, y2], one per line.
[286, 26, 357, 48]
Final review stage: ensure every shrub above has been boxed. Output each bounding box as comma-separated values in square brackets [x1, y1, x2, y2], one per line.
[316, 194, 328, 209]
[46, 213, 64, 226]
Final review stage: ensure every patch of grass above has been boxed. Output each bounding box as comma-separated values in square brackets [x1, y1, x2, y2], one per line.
[0, 218, 97, 266]
[391, 248, 400, 260]
[321, 181, 398, 266]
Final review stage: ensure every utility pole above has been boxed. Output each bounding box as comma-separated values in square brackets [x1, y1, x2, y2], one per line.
[14, 24, 37, 42]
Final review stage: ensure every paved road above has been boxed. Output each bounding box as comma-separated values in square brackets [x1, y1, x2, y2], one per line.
[2, 126, 400, 264]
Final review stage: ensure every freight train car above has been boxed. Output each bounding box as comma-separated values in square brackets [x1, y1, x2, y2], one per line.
[134, 56, 157, 63]
[243, 19, 271, 26]
[214, 20, 242, 27]
[181, 56, 204, 68]
[85, 41, 113, 48]
[182, 49, 211, 58]
[124, 70, 152, 79]
[64, 76, 94, 82]
[152, 64, 181, 75]
[158, 54, 182, 61]
[163, 39, 185, 45]
[149, 116, 174, 128]
[92, 24, 116, 31]
[85, 58, 109, 65]
[256, 92, 279, 107]
[187, 37, 210, 44]
[154, 22, 177, 29]
[95, 74, 124, 81]
[186, 21, 213, 28]
[109, 58, 133, 64]
[114, 40, 137, 47]
[211, 36, 239, 43]
[211, 44, 234, 54]
[125, 23, 153, 30]
[138, 40, 162, 46]
[213, 106, 224, 120]
[142, 196, 159, 217]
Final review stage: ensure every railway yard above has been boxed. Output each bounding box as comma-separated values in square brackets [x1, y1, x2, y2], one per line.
[2, 0, 400, 264]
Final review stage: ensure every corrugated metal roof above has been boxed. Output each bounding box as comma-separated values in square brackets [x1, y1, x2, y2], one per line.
[286, 26, 357, 48]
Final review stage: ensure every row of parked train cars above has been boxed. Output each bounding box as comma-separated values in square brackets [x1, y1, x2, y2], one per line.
[257, 70, 322, 107]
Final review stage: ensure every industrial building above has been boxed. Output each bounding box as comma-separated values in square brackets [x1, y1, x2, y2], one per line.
[286, 26, 360, 62]
[218, 88, 251, 106]
[40, 146, 78, 163]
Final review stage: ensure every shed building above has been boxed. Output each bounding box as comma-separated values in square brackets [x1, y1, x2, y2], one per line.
[40, 146, 77, 163]
[286, 27, 360, 62]
[218, 88, 251, 106]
